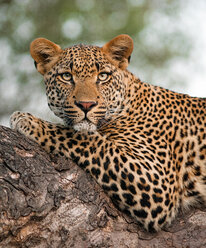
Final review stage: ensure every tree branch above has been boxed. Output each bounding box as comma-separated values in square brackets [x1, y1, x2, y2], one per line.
[0, 125, 205, 248]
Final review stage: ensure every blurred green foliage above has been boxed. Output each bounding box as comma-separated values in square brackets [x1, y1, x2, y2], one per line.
[0, 0, 188, 55]
[0, 0, 194, 125]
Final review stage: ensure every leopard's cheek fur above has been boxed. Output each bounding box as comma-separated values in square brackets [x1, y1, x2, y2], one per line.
[44, 74, 80, 124]
[99, 70, 127, 118]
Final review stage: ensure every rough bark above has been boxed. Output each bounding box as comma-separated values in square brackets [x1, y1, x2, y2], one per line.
[0, 125, 205, 248]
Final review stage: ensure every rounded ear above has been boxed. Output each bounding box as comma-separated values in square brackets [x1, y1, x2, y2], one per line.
[101, 34, 133, 70]
[30, 38, 62, 75]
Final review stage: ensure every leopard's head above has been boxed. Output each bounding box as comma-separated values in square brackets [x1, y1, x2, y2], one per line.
[30, 35, 133, 132]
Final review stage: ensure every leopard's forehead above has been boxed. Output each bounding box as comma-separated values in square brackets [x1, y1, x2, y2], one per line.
[63, 45, 105, 66]
[55, 44, 109, 76]
[65, 44, 101, 56]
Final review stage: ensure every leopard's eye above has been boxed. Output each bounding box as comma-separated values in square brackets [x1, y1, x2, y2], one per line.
[60, 72, 72, 81]
[98, 72, 111, 82]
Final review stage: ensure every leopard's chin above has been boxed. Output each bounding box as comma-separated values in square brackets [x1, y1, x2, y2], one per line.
[73, 120, 97, 133]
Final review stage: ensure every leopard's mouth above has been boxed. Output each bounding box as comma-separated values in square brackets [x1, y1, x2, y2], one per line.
[73, 120, 97, 132]
[63, 114, 107, 132]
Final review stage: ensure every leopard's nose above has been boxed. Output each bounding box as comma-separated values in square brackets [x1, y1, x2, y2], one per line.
[75, 101, 98, 112]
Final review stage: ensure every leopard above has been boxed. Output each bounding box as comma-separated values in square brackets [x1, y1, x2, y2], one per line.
[10, 34, 206, 231]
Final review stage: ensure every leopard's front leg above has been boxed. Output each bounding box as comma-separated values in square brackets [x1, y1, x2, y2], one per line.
[10, 111, 176, 231]
[10, 111, 71, 154]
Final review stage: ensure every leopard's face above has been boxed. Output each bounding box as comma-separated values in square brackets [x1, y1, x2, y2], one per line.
[30, 35, 133, 132]
[44, 46, 126, 132]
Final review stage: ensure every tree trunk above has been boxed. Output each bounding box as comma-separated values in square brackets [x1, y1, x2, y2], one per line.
[0, 125, 205, 248]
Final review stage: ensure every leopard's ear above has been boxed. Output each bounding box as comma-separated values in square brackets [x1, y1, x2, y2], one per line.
[101, 34, 133, 70]
[30, 38, 62, 75]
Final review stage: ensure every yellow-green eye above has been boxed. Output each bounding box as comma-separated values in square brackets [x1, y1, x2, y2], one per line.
[60, 73, 72, 81]
[98, 72, 111, 82]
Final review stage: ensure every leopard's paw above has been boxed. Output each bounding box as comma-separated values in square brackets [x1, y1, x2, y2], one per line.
[10, 111, 34, 134]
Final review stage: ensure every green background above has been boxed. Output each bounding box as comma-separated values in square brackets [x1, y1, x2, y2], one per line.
[0, 0, 205, 126]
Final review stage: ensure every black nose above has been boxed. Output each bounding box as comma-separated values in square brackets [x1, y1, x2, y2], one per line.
[75, 101, 98, 113]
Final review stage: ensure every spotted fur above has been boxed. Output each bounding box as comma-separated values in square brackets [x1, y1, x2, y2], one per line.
[10, 35, 206, 231]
